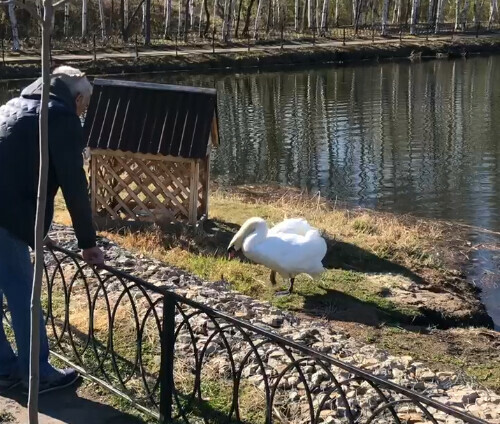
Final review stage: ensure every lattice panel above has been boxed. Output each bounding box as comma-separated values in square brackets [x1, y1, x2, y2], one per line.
[90, 152, 208, 224]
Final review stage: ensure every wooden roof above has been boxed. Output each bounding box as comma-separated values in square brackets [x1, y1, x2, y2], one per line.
[83, 79, 219, 159]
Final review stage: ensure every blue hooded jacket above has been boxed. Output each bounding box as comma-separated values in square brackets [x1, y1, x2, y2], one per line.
[0, 76, 96, 249]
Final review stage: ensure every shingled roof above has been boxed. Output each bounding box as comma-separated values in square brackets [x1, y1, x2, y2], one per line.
[83, 79, 219, 159]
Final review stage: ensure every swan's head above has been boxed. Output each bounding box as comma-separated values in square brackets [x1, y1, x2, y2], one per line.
[227, 217, 267, 259]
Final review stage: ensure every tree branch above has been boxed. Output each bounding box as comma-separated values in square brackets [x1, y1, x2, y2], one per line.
[53, 0, 74, 8]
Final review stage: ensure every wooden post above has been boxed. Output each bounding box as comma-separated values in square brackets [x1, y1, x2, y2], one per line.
[90, 153, 97, 216]
[175, 33, 178, 56]
[343, 27, 345, 45]
[202, 155, 210, 216]
[212, 27, 215, 53]
[189, 160, 200, 224]
[135, 34, 139, 60]
[93, 33, 97, 62]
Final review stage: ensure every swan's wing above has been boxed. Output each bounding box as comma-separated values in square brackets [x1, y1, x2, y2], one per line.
[268, 218, 314, 236]
[245, 234, 327, 278]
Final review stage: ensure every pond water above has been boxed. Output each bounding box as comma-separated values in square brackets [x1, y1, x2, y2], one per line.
[1, 56, 498, 327]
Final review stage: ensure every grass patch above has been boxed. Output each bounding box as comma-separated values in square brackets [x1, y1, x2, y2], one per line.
[52, 185, 499, 395]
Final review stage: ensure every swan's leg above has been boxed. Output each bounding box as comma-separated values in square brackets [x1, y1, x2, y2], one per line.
[270, 270, 277, 286]
[275, 278, 295, 296]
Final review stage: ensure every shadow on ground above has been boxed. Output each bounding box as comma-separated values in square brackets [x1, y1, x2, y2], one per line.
[0, 380, 144, 424]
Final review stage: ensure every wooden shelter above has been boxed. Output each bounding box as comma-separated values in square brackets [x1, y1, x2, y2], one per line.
[83, 79, 219, 226]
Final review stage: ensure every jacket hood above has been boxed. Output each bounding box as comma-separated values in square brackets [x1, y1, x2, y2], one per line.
[21, 76, 77, 113]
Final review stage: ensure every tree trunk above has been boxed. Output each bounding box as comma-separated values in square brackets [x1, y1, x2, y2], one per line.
[164, 0, 172, 36]
[64, 3, 69, 36]
[302, 0, 308, 29]
[190, 0, 195, 28]
[82, 0, 88, 38]
[98, 0, 106, 39]
[184, 0, 190, 40]
[254, 0, 263, 36]
[473, 0, 480, 23]
[267, 0, 273, 32]
[222, 0, 229, 37]
[204, 0, 210, 34]
[489, 0, 498, 27]
[428, 0, 435, 22]
[295, 0, 300, 29]
[308, 0, 313, 27]
[461, 0, 470, 28]
[242, 0, 256, 34]
[226, 0, 236, 39]
[145, 0, 151, 43]
[320, 0, 329, 29]
[28, 1, 52, 422]
[8, 4, 20, 51]
[435, 0, 444, 31]
[334, 0, 339, 25]
[382, 0, 390, 33]
[410, 0, 419, 33]
[455, 0, 461, 29]
[235, 0, 244, 36]
[124, 0, 128, 25]
[392, 0, 401, 22]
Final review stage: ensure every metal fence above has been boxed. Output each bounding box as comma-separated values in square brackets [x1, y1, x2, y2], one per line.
[18, 244, 487, 423]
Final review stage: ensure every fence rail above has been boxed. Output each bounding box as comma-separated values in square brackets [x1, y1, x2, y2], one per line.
[2, 244, 487, 423]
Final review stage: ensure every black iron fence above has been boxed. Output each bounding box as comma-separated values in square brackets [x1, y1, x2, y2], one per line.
[7, 244, 486, 423]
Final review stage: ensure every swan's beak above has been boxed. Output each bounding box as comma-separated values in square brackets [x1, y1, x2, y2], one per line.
[227, 246, 236, 260]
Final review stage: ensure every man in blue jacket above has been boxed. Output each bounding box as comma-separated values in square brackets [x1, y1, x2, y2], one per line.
[0, 66, 104, 393]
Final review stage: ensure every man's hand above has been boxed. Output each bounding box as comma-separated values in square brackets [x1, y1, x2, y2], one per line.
[83, 246, 105, 266]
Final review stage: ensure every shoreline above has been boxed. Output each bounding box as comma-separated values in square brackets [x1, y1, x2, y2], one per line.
[0, 36, 500, 79]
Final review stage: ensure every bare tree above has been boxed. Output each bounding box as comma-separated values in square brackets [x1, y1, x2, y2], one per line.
[98, 0, 106, 39]
[435, 0, 444, 32]
[242, 0, 256, 35]
[64, 3, 69, 35]
[254, 0, 263, 36]
[164, 0, 172, 36]
[334, 0, 339, 25]
[381, 0, 390, 34]
[320, 0, 330, 30]
[8, 3, 21, 50]
[82, 0, 88, 38]
[489, 0, 498, 27]
[410, 0, 420, 34]
[392, 0, 402, 23]
[428, 0, 435, 23]
[295, 0, 300, 29]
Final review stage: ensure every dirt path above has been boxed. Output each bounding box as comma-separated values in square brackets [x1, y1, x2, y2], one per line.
[3, 34, 495, 64]
[0, 380, 144, 424]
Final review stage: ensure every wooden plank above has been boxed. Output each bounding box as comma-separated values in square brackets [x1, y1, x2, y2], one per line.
[202, 155, 210, 217]
[90, 149, 195, 164]
[189, 161, 200, 225]
[210, 116, 219, 147]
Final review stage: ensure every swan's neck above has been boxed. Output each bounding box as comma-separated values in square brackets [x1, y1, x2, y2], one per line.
[243, 222, 268, 252]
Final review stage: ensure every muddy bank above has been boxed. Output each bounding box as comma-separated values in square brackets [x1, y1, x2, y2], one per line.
[1, 37, 500, 79]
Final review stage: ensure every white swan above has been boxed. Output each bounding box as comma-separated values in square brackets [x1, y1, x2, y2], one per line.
[227, 217, 327, 295]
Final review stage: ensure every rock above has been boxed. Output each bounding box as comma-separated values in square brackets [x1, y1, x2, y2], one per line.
[261, 315, 284, 328]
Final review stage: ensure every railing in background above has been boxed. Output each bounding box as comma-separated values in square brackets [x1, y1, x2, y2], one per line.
[2, 21, 498, 55]
[3, 244, 487, 423]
